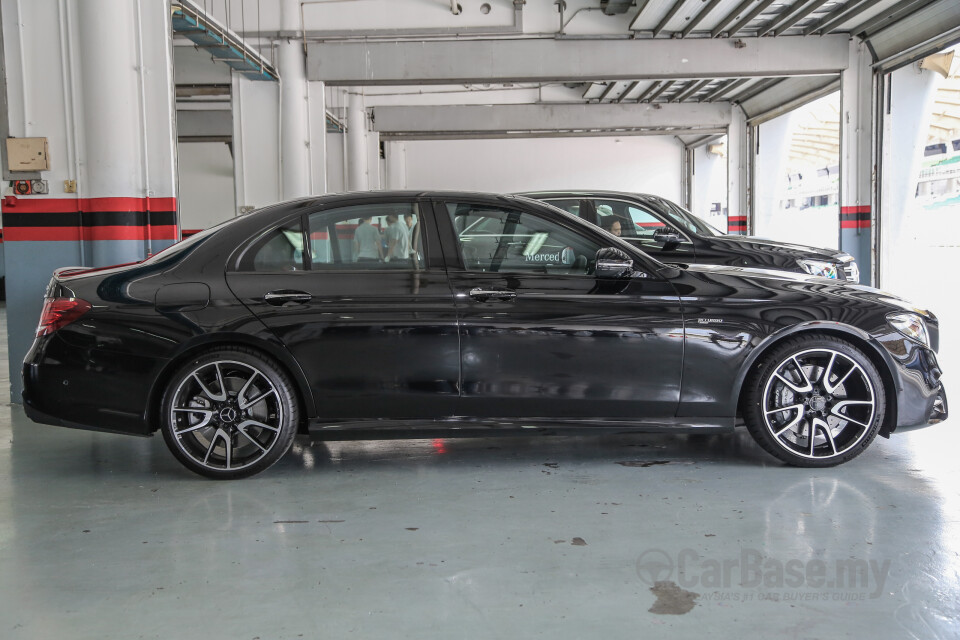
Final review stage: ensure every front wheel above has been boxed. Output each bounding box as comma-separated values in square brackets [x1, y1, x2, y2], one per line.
[742, 335, 886, 467]
[160, 348, 299, 479]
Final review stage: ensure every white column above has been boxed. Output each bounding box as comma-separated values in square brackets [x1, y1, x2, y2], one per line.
[278, 0, 311, 199]
[386, 141, 407, 189]
[232, 74, 281, 210]
[309, 80, 328, 194]
[878, 63, 943, 289]
[75, 0, 143, 205]
[840, 38, 878, 282]
[727, 104, 749, 234]
[347, 91, 369, 191]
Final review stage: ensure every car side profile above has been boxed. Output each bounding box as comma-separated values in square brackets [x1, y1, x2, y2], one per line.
[520, 190, 860, 283]
[22, 191, 947, 479]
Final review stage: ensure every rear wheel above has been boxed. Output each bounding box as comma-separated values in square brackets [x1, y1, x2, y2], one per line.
[160, 348, 299, 479]
[742, 335, 886, 467]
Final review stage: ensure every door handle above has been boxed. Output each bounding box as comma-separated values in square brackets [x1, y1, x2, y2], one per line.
[264, 290, 312, 306]
[469, 287, 517, 301]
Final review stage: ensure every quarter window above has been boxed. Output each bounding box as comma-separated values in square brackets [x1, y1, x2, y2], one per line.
[446, 203, 601, 275]
[237, 218, 306, 272]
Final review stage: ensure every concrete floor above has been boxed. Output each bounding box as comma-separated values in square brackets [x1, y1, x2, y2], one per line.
[1, 306, 959, 640]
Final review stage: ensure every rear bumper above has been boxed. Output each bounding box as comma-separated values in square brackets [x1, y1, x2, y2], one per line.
[22, 333, 160, 436]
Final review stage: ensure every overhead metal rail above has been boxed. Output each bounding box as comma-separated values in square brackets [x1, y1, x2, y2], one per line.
[172, 0, 278, 81]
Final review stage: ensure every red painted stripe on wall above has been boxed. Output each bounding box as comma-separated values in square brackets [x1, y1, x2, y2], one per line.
[4, 196, 177, 213]
[840, 205, 870, 214]
[840, 220, 871, 229]
[729, 216, 747, 222]
[5, 225, 178, 242]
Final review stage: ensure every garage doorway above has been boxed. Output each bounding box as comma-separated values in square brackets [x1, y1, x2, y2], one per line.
[879, 47, 960, 381]
[753, 93, 840, 250]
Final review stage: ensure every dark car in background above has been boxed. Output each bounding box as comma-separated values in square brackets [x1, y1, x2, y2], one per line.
[520, 191, 860, 283]
[22, 192, 945, 479]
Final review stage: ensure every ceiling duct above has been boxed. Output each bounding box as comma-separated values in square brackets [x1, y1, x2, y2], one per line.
[600, 0, 634, 16]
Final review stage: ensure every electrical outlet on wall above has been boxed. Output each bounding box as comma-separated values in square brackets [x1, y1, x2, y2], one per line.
[31, 179, 48, 194]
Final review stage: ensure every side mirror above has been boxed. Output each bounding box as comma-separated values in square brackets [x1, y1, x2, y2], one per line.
[595, 247, 634, 279]
[653, 227, 682, 247]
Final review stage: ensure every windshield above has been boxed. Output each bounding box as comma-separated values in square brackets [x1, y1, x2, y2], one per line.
[655, 198, 724, 237]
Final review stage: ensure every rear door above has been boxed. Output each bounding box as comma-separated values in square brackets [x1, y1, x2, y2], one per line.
[436, 197, 685, 420]
[225, 197, 459, 420]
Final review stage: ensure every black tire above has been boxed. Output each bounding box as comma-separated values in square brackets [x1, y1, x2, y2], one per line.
[160, 347, 299, 479]
[741, 334, 886, 467]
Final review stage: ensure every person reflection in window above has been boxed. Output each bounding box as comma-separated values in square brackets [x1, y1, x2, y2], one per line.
[385, 214, 411, 264]
[354, 216, 382, 262]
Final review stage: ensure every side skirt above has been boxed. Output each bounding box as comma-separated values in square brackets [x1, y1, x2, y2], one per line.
[307, 416, 735, 441]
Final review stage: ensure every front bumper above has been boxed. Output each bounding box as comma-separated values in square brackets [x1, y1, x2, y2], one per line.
[881, 335, 948, 435]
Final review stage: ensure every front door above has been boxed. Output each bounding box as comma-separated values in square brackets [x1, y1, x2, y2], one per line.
[226, 198, 459, 420]
[436, 198, 685, 420]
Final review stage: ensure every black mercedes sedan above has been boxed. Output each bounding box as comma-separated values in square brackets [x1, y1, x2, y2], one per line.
[22, 191, 946, 479]
[520, 191, 860, 283]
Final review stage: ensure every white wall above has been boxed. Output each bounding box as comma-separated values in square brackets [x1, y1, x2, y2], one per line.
[326, 132, 346, 193]
[393, 136, 683, 200]
[177, 142, 236, 231]
[692, 140, 728, 232]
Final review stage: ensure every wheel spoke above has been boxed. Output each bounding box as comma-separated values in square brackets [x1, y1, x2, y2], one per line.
[820, 352, 837, 387]
[239, 388, 277, 410]
[774, 371, 812, 394]
[237, 418, 280, 433]
[817, 421, 838, 455]
[831, 400, 873, 428]
[770, 404, 805, 437]
[173, 408, 214, 434]
[192, 371, 227, 402]
[238, 371, 261, 407]
[823, 362, 856, 394]
[237, 426, 268, 453]
[203, 428, 231, 466]
[792, 356, 814, 392]
[809, 417, 830, 456]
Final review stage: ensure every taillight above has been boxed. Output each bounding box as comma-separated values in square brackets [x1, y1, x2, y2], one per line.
[36, 297, 92, 337]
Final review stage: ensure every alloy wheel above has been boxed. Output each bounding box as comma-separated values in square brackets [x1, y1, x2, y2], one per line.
[761, 348, 876, 460]
[168, 360, 284, 472]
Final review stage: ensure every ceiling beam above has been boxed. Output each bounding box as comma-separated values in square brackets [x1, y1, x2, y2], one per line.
[646, 80, 676, 102]
[653, 0, 690, 37]
[673, 79, 711, 102]
[849, 0, 938, 36]
[634, 81, 661, 103]
[681, 0, 725, 37]
[724, 0, 779, 38]
[598, 82, 620, 102]
[703, 78, 749, 102]
[371, 103, 733, 137]
[711, 0, 754, 38]
[765, 0, 834, 38]
[307, 36, 850, 85]
[616, 81, 642, 103]
[802, 0, 885, 36]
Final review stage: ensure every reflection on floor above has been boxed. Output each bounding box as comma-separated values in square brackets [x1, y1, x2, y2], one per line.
[0, 306, 958, 639]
